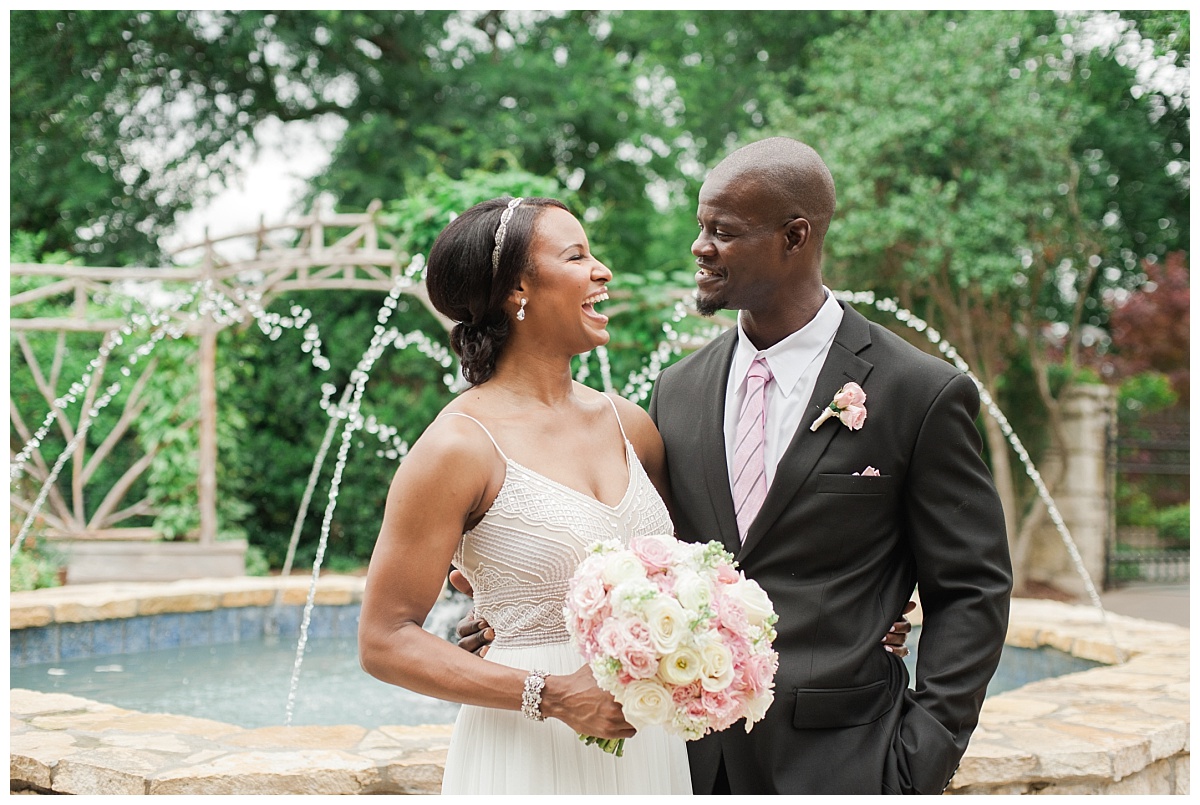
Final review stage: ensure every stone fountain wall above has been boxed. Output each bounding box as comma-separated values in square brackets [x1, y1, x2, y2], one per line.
[9, 577, 1189, 795]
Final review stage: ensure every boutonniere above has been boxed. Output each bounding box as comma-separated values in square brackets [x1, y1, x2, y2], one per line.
[810, 382, 867, 432]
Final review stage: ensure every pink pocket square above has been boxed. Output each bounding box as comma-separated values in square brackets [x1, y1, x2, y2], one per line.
[852, 466, 881, 477]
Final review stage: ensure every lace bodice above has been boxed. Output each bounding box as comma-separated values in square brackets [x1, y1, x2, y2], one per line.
[448, 407, 673, 649]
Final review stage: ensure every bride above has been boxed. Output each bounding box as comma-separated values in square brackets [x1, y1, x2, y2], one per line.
[357, 196, 692, 794]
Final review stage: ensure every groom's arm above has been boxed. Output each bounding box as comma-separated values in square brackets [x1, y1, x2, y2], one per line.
[895, 372, 1013, 793]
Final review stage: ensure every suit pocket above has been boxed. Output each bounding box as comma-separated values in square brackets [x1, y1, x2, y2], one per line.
[817, 473, 896, 495]
[792, 679, 892, 729]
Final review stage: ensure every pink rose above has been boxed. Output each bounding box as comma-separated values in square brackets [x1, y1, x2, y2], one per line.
[596, 619, 630, 657]
[625, 618, 654, 650]
[684, 696, 710, 721]
[702, 687, 741, 730]
[725, 631, 751, 669]
[839, 404, 866, 430]
[741, 653, 778, 695]
[810, 382, 869, 433]
[714, 592, 749, 635]
[671, 681, 702, 707]
[833, 382, 866, 408]
[621, 647, 659, 680]
[630, 533, 678, 573]
[568, 574, 608, 619]
[716, 563, 739, 585]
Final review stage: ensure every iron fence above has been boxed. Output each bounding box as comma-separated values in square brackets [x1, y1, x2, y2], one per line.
[1107, 549, 1190, 585]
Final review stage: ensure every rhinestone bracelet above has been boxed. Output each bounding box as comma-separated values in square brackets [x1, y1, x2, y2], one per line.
[521, 669, 550, 721]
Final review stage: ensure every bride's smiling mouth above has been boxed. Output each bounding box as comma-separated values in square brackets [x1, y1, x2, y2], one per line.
[583, 289, 609, 322]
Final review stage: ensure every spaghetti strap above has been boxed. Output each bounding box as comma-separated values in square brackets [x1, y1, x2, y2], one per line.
[440, 412, 509, 462]
[601, 393, 629, 443]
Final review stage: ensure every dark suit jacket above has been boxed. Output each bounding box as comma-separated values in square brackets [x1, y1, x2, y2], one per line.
[649, 303, 1012, 794]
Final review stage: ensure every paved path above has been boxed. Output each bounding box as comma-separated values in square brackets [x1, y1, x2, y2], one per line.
[1099, 584, 1190, 628]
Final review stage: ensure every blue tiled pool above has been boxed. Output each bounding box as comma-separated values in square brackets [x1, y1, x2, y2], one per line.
[10, 603, 358, 668]
[11, 607, 1101, 730]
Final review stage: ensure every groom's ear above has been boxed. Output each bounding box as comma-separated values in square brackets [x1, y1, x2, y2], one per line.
[784, 217, 811, 253]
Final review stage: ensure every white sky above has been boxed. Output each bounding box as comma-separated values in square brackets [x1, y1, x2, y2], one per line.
[160, 116, 346, 262]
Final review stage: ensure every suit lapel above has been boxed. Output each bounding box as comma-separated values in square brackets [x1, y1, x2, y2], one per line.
[738, 304, 875, 560]
[696, 329, 742, 557]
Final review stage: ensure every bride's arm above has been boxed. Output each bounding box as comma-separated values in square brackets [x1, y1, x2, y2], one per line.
[357, 417, 634, 738]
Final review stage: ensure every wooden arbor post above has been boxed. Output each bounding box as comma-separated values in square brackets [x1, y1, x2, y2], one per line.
[197, 235, 219, 545]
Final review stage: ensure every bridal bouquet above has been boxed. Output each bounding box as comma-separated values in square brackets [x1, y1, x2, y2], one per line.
[564, 534, 779, 756]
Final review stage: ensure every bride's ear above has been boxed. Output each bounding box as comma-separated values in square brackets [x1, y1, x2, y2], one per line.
[506, 284, 528, 320]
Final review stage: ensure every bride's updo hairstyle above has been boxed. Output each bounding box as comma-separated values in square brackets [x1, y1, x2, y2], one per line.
[426, 196, 570, 385]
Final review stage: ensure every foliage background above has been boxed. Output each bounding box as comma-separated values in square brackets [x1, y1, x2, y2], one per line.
[9, 10, 1189, 585]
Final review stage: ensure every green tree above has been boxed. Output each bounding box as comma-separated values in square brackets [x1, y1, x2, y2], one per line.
[10, 9, 855, 275]
[766, 10, 1187, 590]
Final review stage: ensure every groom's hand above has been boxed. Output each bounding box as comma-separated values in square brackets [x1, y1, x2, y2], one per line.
[449, 569, 495, 657]
[455, 612, 494, 656]
[882, 600, 917, 658]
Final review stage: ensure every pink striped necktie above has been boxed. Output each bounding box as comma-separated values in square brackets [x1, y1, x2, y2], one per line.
[733, 356, 772, 543]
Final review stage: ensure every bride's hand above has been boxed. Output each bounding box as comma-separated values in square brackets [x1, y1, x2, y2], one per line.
[539, 666, 637, 740]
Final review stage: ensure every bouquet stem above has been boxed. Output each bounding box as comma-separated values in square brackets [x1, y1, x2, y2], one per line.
[578, 733, 625, 757]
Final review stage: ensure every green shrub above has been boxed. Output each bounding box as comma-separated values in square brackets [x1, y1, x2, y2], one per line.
[1116, 483, 1158, 528]
[10, 542, 63, 592]
[1117, 372, 1179, 423]
[243, 544, 270, 577]
[323, 553, 367, 575]
[1156, 504, 1190, 548]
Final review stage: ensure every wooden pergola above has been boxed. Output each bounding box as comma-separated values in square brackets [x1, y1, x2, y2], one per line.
[10, 201, 450, 548]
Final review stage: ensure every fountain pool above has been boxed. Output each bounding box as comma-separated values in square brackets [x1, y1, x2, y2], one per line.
[9, 579, 1189, 795]
[11, 597, 1099, 731]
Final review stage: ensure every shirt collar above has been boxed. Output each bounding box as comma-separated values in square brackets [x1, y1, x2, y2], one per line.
[732, 289, 844, 398]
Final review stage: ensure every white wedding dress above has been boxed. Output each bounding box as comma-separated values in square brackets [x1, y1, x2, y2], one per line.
[439, 403, 692, 795]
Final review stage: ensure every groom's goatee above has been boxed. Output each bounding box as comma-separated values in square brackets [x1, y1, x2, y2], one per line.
[693, 292, 724, 317]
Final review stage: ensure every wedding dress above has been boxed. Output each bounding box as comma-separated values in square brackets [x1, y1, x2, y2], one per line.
[439, 401, 692, 794]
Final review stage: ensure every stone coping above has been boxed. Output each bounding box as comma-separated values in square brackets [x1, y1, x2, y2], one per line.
[8, 581, 1190, 795]
[9, 575, 366, 630]
[946, 598, 1189, 794]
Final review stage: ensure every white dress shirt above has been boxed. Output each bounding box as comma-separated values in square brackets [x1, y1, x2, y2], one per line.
[724, 289, 844, 491]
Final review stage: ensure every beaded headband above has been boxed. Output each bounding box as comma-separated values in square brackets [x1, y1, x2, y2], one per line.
[491, 197, 524, 273]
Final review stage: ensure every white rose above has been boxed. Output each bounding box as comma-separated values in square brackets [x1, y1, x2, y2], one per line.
[657, 646, 704, 686]
[674, 569, 711, 614]
[644, 595, 688, 653]
[743, 691, 774, 730]
[698, 640, 734, 692]
[602, 551, 647, 587]
[620, 679, 674, 728]
[731, 579, 775, 627]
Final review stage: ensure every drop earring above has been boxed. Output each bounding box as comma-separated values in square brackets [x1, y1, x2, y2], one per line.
[516, 298, 527, 321]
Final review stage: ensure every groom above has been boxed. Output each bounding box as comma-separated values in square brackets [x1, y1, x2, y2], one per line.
[648, 136, 1012, 794]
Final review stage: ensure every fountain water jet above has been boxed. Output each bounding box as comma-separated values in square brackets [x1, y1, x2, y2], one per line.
[833, 290, 1127, 661]
[10, 266, 1131, 734]
[281, 261, 460, 726]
